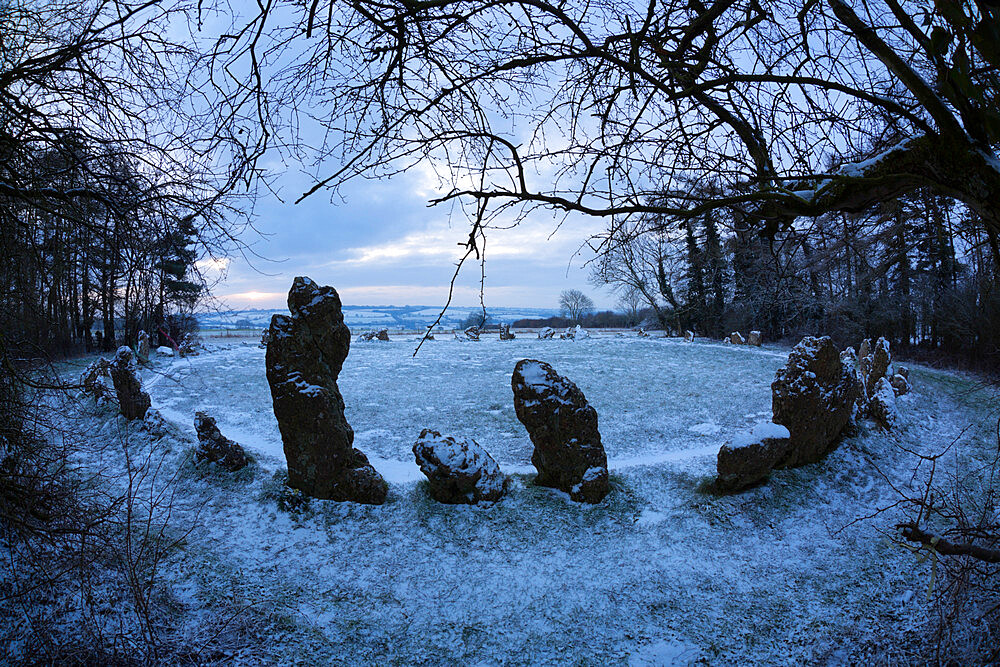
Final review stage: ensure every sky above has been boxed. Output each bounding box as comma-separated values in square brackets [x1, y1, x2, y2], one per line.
[203, 161, 619, 312]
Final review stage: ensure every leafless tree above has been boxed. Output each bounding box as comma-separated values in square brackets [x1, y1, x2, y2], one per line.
[558, 289, 595, 323]
[207, 0, 1000, 266]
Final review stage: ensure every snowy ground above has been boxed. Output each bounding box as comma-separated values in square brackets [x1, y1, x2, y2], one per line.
[53, 333, 999, 663]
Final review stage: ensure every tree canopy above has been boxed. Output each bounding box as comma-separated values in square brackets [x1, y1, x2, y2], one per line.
[215, 0, 1000, 264]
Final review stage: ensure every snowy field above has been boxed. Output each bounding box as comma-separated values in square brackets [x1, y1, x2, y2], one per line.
[62, 333, 996, 664]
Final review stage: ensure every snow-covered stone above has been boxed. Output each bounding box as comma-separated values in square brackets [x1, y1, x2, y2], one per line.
[194, 411, 249, 471]
[80, 357, 112, 401]
[729, 331, 745, 345]
[266, 277, 387, 504]
[868, 377, 899, 430]
[511, 359, 609, 503]
[571, 325, 590, 339]
[137, 330, 151, 361]
[357, 328, 390, 342]
[716, 422, 792, 491]
[684, 330, 695, 343]
[109, 346, 151, 420]
[771, 336, 860, 468]
[156, 346, 174, 357]
[464, 326, 481, 341]
[538, 327, 556, 339]
[747, 331, 762, 347]
[867, 337, 891, 395]
[637, 328, 649, 337]
[412, 429, 506, 504]
[890, 365, 911, 396]
[499, 323, 515, 341]
[178, 332, 200, 357]
[259, 328, 271, 348]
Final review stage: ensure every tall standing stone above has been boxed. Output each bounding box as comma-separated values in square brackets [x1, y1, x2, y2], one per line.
[771, 336, 860, 468]
[137, 330, 151, 362]
[265, 277, 387, 504]
[511, 359, 609, 503]
[109, 346, 151, 420]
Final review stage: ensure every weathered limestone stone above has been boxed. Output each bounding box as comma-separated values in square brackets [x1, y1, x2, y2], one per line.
[499, 323, 516, 341]
[729, 331, 745, 345]
[716, 422, 791, 491]
[259, 328, 270, 349]
[81, 357, 112, 401]
[867, 337, 891, 395]
[858, 339, 872, 363]
[464, 326, 481, 341]
[156, 346, 174, 357]
[771, 336, 860, 468]
[412, 429, 506, 504]
[747, 331, 762, 347]
[357, 328, 390, 342]
[538, 327, 556, 339]
[684, 330, 695, 343]
[178, 333, 200, 357]
[890, 365, 912, 396]
[109, 346, 151, 420]
[137, 330, 151, 361]
[511, 359, 609, 503]
[868, 377, 899, 429]
[840, 346, 865, 409]
[194, 412, 249, 471]
[637, 328, 649, 337]
[266, 277, 387, 503]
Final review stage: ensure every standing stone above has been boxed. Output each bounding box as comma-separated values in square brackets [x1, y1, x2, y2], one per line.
[511, 359, 609, 503]
[890, 373, 911, 396]
[357, 327, 390, 342]
[867, 377, 899, 429]
[771, 336, 860, 468]
[890, 365, 911, 396]
[464, 326, 481, 341]
[499, 323, 516, 341]
[81, 357, 112, 401]
[266, 277, 387, 503]
[412, 429, 506, 504]
[840, 346, 865, 415]
[729, 331, 746, 345]
[194, 412, 249, 471]
[109, 346, 151, 420]
[637, 328, 649, 337]
[747, 331, 762, 347]
[259, 328, 271, 348]
[684, 330, 695, 343]
[538, 327, 556, 339]
[178, 333, 200, 357]
[867, 337, 891, 394]
[137, 330, 151, 362]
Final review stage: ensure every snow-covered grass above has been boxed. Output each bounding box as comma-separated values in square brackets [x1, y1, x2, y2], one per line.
[38, 334, 1000, 663]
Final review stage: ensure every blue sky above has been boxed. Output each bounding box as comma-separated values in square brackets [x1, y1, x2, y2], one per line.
[203, 163, 617, 311]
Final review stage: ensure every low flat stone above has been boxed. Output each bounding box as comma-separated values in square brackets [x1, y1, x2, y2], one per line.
[716, 422, 792, 491]
[412, 429, 506, 504]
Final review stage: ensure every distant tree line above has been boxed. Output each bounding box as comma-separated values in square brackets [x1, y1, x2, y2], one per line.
[592, 187, 998, 368]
